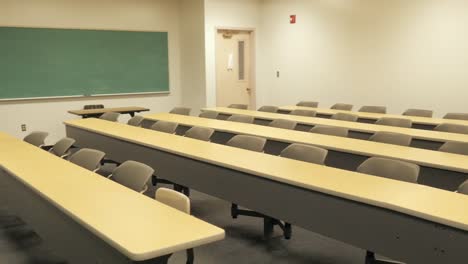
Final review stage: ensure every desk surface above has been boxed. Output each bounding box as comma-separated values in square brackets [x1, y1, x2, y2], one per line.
[144, 113, 468, 173]
[203, 107, 468, 144]
[64, 118, 468, 232]
[0, 132, 224, 261]
[68, 106, 149, 116]
[280, 105, 468, 127]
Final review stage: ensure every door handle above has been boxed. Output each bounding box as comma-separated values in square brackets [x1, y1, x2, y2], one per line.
[246, 88, 251, 92]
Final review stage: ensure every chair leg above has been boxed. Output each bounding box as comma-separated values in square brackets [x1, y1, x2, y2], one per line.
[186, 248, 194, 264]
[152, 175, 157, 186]
[263, 217, 274, 239]
[231, 204, 239, 219]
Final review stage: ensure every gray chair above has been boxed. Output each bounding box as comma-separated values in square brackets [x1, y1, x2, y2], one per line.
[258, 105, 279, 113]
[69, 148, 106, 172]
[255, 143, 329, 240]
[370, 132, 412, 147]
[227, 114, 254, 124]
[84, 104, 104, 110]
[228, 104, 248, 110]
[458, 180, 468, 195]
[23, 131, 49, 147]
[331, 113, 359, 122]
[357, 157, 419, 183]
[358, 157, 419, 264]
[290, 109, 316, 117]
[155, 188, 194, 263]
[151, 121, 178, 134]
[439, 142, 468, 156]
[228, 135, 289, 239]
[297, 101, 319, 108]
[280, 143, 328, 165]
[127, 116, 145, 127]
[99, 112, 120, 122]
[375, 117, 412, 128]
[226, 135, 266, 152]
[107, 160, 154, 193]
[269, 119, 297, 130]
[184, 127, 215, 142]
[403, 109, 433, 118]
[444, 113, 468, 121]
[359, 106, 387, 114]
[49, 137, 76, 158]
[199, 111, 219, 119]
[435, 123, 468, 135]
[310, 125, 349, 137]
[170, 107, 191, 116]
[331, 103, 353, 111]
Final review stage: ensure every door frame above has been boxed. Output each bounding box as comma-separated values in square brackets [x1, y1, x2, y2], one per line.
[214, 27, 256, 109]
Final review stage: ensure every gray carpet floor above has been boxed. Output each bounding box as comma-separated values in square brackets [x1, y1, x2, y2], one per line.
[0, 179, 366, 264]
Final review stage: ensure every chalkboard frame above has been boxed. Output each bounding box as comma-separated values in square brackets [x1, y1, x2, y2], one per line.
[0, 26, 171, 102]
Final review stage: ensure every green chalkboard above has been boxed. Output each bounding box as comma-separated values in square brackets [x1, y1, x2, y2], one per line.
[0, 27, 169, 100]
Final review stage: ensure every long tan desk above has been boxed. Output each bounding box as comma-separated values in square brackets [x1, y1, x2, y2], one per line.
[0, 132, 224, 264]
[279, 105, 468, 129]
[65, 118, 468, 264]
[68, 106, 150, 118]
[142, 113, 468, 190]
[203, 107, 468, 150]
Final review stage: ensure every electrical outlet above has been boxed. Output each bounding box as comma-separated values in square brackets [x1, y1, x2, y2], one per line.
[276, 71, 280, 78]
[21, 124, 27, 132]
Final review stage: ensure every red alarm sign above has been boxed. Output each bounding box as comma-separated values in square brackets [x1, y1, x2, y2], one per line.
[290, 15, 296, 24]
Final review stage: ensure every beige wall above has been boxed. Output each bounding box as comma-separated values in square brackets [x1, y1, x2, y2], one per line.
[204, 0, 261, 107]
[257, 0, 468, 116]
[0, 0, 184, 142]
[180, 0, 206, 115]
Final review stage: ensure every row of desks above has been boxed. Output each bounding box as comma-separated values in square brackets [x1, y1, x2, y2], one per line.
[0, 132, 224, 264]
[142, 113, 468, 190]
[204, 107, 468, 150]
[279, 105, 468, 129]
[64, 118, 468, 264]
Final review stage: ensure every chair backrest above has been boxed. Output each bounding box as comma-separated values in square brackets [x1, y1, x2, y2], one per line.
[358, 105, 387, 114]
[228, 104, 248, 110]
[69, 148, 105, 172]
[435, 123, 468, 135]
[331, 103, 353, 111]
[227, 135, 266, 152]
[199, 111, 219, 119]
[297, 101, 319, 108]
[111, 161, 154, 193]
[331, 113, 359, 122]
[23, 131, 49, 147]
[439, 141, 468, 156]
[155, 187, 190, 214]
[458, 180, 468, 195]
[403, 109, 433, 118]
[50, 137, 76, 158]
[280, 143, 328, 165]
[227, 114, 254, 124]
[310, 125, 349, 137]
[127, 116, 145, 127]
[84, 104, 104, 110]
[375, 117, 412, 128]
[357, 157, 419, 183]
[184, 127, 215, 141]
[170, 107, 191, 116]
[290, 109, 316, 117]
[444, 113, 468, 121]
[99, 112, 120, 122]
[258, 105, 279, 113]
[151, 121, 178, 134]
[369, 131, 412, 146]
[269, 119, 297, 130]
